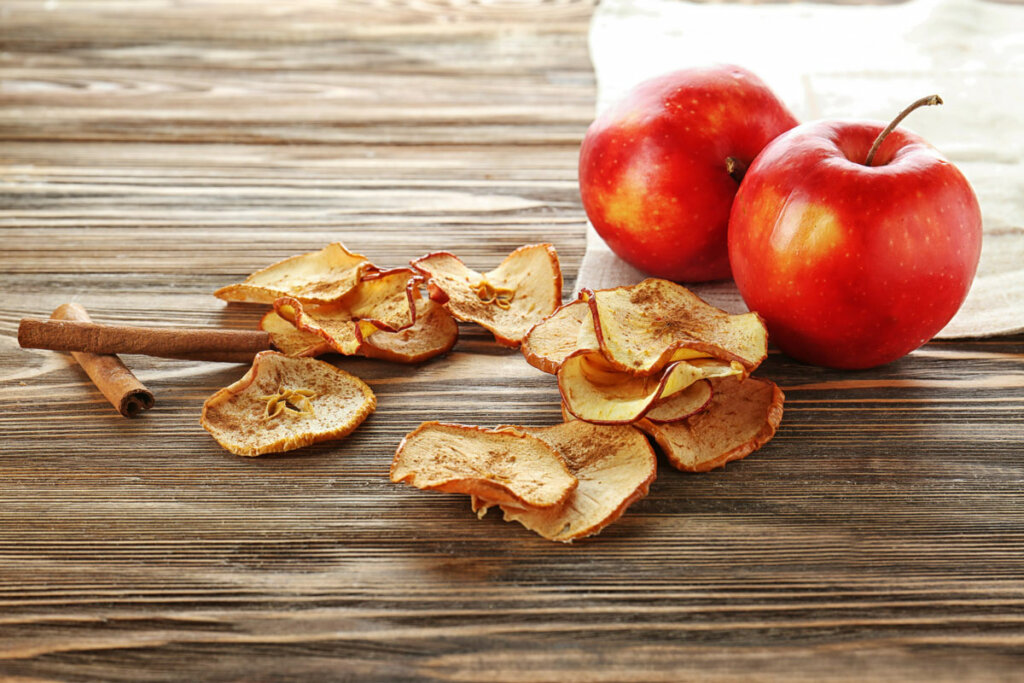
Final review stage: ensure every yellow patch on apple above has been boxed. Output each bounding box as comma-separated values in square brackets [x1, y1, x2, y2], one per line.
[602, 167, 661, 241]
[770, 201, 845, 261]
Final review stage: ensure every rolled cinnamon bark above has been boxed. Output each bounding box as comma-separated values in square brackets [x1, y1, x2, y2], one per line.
[50, 304, 155, 418]
[19, 318, 270, 364]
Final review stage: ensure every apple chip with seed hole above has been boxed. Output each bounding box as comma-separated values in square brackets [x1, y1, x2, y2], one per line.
[361, 294, 458, 364]
[473, 421, 657, 543]
[591, 279, 767, 375]
[215, 243, 374, 305]
[260, 310, 332, 358]
[274, 268, 417, 356]
[200, 351, 376, 457]
[411, 244, 562, 347]
[558, 352, 742, 424]
[391, 422, 577, 508]
[637, 376, 784, 472]
[520, 292, 600, 374]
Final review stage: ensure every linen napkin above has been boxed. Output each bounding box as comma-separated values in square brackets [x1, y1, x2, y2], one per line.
[577, 0, 1024, 337]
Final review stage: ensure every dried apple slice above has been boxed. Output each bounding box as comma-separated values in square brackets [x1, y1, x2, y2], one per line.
[591, 279, 767, 375]
[558, 352, 741, 424]
[642, 379, 712, 423]
[260, 310, 331, 358]
[200, 351, 376, 457]
[659, 358, 744, 397]
[215, 242, 374, 305]
[475, 421, 657, 543]
[520, 292, 600, 375]
[344, 268, 418, 333]
[274, 297, 360, 356]
[361, 294, 458, 364]
[391, 422, 577, 508]
[637, 376, 784, 472]
[411, 243, 562, 348]
[274, 268, 417, 356]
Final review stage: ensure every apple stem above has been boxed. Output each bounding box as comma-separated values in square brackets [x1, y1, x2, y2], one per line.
[864, 94, 943, 167]
[725, 156, 747, 183]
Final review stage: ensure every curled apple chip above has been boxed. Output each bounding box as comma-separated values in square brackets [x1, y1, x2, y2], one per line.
[215, 242, 374, 305]
[474, 421, 657, 543]
[637, 376, 784, 472]
[274, 268, 417, 356]
[390, 422, 577, 508]
[411, 243, 562, 348]
[642, 379, 712, 423]
[200, 351, 376, 457]
[361, 295, 458, 364]
[260, 310, 331, 358]
[520, 292, 601, 374]
[591, 279, 767, 375]
[274, 298, 364, 356]
[558, 352, 742, 424]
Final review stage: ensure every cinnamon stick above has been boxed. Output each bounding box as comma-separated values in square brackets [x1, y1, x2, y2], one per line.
[19, 318, 271, 364]
[50, 303, 155, 418]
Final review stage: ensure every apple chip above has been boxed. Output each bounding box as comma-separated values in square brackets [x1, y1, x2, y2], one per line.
[274, 268, 417, 356]
[642, 379, 712, 423]
[638, 376, 784, 472]
[260, 310, 331, 358]
[475, 421, 657, 543]
[558, 352, 742, 424]
[591, 279, 767, 375]
[200, 351, 376, 457]
[390, 422, 577, 508]
[361, 295, 458, 364]
[520, 292, 600, 375]
[274, 298, 363, 356]
[411, 243, 562, 347]
[215, 242, 374, 304]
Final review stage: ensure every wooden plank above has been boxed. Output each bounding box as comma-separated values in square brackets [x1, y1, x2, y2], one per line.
[1, 0, 1023, 680]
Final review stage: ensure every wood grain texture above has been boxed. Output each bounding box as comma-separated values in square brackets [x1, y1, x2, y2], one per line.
[2, 0, 1023, 680]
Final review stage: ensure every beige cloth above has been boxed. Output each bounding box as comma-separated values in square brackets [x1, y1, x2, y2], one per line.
[577, 0, 1024, 336]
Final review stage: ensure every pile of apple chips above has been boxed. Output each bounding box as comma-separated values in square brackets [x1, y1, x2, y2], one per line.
[202, 242, 563, 455]
[392, 419, 658, 543]
[218, 241, 563, 361]
[391, 279, 783, 542]
[204, 244, 783, 543]
[217, 243, 456, 363]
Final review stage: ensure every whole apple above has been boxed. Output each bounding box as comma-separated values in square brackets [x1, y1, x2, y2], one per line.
[728, 97, 982, 369]
[579, 65, 798, 282]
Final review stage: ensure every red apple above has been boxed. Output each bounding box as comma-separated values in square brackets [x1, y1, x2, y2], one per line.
[728, 96, 983, 369]
[579, 65, 798, 282]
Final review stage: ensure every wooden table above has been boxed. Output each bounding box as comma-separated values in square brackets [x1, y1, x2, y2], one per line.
[2, 1, 1023, 679]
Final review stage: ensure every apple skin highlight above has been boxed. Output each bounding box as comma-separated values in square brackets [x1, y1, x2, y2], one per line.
[579, 65, 798, 282]
[728, 119, 982, 369]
